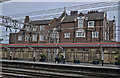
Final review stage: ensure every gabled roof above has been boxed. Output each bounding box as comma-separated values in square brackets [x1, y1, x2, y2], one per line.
[29, 19, 52, 25]
[59, 11, 68, 20]
[61, 11, 104, 23]
[62, 15, 78, 23]
[78, 13, 84, 17]
[85, 12, 104, 20]
[29, 11, 104, 24]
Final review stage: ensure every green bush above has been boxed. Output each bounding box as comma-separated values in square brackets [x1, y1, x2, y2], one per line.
[40, 54, 46, 60]
[115, 54, 120, 62]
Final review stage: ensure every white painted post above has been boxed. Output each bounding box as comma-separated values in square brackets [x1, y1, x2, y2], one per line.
[64, 49, 65, 59]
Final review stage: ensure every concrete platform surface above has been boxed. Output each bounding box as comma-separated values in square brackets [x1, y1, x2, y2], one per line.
[0, 59, 120, 70]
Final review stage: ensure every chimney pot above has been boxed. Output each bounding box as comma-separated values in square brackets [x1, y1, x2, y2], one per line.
[70, 11, 78, 15]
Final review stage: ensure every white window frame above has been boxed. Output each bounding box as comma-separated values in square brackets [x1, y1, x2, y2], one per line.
[64, 33, 70, 38]
[18, 35, 22, 41]
[78, 17, 84, 28]
[92, 31, 99, 38]
[25, 35, 29, 41]
[39, 35, 44, 41]
[76, 32, 85, 37]
[76, 29, 85, 37]
[88, 21, 94, 28]
[32, 35, 37, 41]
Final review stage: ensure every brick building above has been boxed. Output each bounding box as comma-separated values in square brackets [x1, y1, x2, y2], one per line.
[9, 10, 116, 44]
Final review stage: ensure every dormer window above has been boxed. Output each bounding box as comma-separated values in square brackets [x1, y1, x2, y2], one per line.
[88, 21, 94, 27]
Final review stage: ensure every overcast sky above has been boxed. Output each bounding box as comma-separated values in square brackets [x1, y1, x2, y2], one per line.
[0, 1, 119, 43]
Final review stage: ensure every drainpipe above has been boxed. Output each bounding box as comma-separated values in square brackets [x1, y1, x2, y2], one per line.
[73, 18, 77, 43]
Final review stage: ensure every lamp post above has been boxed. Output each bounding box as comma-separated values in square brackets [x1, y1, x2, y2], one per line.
[73, 18, 77, 43]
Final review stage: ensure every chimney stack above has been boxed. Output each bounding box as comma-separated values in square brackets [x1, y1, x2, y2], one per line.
[88, 10, 98, 14]
[70, 11, 78, 15]
[24, 16, 29, 23]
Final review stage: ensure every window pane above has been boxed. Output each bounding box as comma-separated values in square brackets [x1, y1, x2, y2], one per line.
[32, 35, 37, 41]
[88, 21, 94, 27]
[76, 32, 85, 37]
[78, 19, 84, 28]
[18, 35, 22, 41]
[25, 35, 29, 41]
[92, 32, 98, 38]
[39, 35, 44, 41]
[64, 33, 70, 38]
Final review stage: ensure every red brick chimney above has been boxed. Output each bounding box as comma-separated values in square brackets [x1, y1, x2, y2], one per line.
[70, 11, 78, 15]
